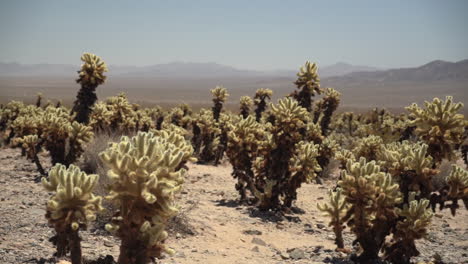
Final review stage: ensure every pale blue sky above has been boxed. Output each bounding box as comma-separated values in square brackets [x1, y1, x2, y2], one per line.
[1, 0, 467, 70]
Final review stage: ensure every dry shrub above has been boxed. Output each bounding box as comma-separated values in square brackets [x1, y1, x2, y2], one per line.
[167, 200, 199, 237]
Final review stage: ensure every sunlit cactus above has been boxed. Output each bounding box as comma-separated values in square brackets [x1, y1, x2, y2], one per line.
[353, 135, 383, 161]
[239, 95, 253, 118]
[317, 188, 348, 249]
[210, 85, 229, 122]
[291, 61, 322, 111]
[226, 115, 265, 201]
[313, 87, 341, 135]
[253, 88, 273, 122]
[42, 164, 103, 264]
[99, 131, 193, 263]
[72, 53, 108, 124]
[338, 158, 403, 262]
[406, 96, 467, 163]
[385, 195, 433, 264]
[13, 134, 45, 175]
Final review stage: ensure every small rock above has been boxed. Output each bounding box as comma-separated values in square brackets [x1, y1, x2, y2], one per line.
[288, 248, 306, 260]
[251, 246, 259, 252]
[243, 229, 262, 235]
[176, 233, 182, 239]
[251, 237, 267, 246]
[19, 205, 26, 209]
[280, 252, 290, 259]
[316, 223, 326, 229]
[191, 248, 198, 252]
[104, 241, 113, 247]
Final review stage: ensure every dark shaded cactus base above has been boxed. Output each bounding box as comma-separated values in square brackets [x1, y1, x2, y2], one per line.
[72, 85, 98, 124]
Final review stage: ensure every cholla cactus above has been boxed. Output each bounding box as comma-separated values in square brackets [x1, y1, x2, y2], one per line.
[99, 131, 193, 263]
[406, 96, 466, 163]
[211, 86, 229, 122]
[328, 157, 433, 263]
[363, 108, 411, 143]
[339, 158, 402, 261]
[313, 88, 341, 135]
[317, 188, 348, 249]
[385, 195, 433, 264]
[42, 164, 102, 264]
[438, 165, 468, 215]
[214, 113, 237, 165]
[191, 109, 221, 163]
[14, 134, 45, 175]
[253, 88, 273, 122]
[353, 135, 383, 161]
[239, 96, 253, 118]
[72, 53, 108, 124]
[0, 101, 26, 142]
[226, 115, 265, 201]
[65, 121, 94, 165]
[291, 61, 322, 111]
[378, 141, 438, 202]
[252, 98, 318, 210]
[285, 141, 322, 206]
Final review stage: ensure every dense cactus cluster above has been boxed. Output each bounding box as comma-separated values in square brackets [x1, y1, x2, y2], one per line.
[1, 54, 467, 264]
[406, 96, 467, 163]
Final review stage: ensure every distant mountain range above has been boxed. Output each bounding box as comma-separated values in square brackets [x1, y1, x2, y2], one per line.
[0, 61, 383, 78]
[326, 59, 468, 82]
[1, 59, 466, 109]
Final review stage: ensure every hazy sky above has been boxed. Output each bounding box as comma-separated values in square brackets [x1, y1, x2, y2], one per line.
[1, 0, 467, 70]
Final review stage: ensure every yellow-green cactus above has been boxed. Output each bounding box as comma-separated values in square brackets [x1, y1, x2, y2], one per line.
[338, 157, 403, 261]
[73, 53, 108, 124]
[226, 115, 266, 201]
[253, 88, 273, 122]
[239, 95, 253, 118]
[313, 87, 341, 135]
[378, 141, 438, 203]
[76, 53, 108, 87]
[285, 141, 321, 206]
[385, 195, 433, 264]
[14, 134, 45, 175]
[42, 164, 102, 264]
[444, 165, 468, 214]
[210, 85, 229, 121]
[406, 96, 467, 162]
[353, 135, 383, 161]
[317, 188, 348, 249]
[291, 61, 322, 111]
[99, 131, 193, 263]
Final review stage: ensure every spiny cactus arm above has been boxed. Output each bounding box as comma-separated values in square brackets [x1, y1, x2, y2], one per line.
[99, 132, 188, 261]
[76, 53, 108, 87]
[384, 195, 432, 264]
[13, 134, 46, 175]
[210, 85, 229, 103]
[406, 96, 466, 162]
[294, 61, 321, 94]
[317, 188, 348, 248]
[446, 165, 468, 213]
[42, 164, 102, 263]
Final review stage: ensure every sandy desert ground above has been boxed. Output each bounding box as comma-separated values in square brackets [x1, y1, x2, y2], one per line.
[0, 148, 467, 264]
